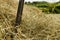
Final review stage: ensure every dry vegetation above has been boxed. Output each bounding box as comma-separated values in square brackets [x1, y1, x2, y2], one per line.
[0, 0, 60, 40]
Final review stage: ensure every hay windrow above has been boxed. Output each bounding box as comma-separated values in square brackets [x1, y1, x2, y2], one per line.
[0, 0, 60, 40]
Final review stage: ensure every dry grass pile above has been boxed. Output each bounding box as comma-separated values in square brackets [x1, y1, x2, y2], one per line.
[0, 0, 60, 40]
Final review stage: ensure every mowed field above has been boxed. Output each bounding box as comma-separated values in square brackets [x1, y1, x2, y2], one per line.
[0, 0, 60, 40]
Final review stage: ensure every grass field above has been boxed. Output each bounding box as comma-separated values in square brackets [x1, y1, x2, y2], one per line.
[0, 0, 60, 40]
[25, 1, 60, 14]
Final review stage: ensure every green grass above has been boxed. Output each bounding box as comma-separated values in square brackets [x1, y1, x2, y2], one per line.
[25, 1, 60, 14]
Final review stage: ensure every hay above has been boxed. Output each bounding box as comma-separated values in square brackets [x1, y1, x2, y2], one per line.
[0, 0, 60, 40]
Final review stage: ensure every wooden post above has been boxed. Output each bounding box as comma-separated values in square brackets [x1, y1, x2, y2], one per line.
[15, 0, 24, 26]
[14, 0, 24, 33]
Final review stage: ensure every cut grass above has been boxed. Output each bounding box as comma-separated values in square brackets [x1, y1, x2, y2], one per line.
[0, 0, 60, 40]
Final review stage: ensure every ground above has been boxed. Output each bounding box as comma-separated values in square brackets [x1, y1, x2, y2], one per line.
[0, 0, 60, 40]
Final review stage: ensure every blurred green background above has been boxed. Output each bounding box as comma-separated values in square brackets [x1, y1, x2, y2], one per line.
[25, 1, 60, 14]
